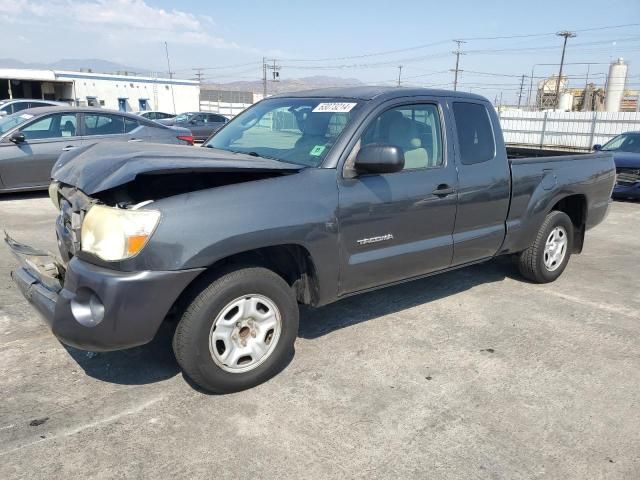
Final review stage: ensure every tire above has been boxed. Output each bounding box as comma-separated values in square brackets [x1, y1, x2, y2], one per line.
[173, 266, 299, 393]
[518, 210, 574, 283]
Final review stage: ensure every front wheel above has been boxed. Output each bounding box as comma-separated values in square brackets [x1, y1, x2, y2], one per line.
[518, 210, 574, 283]
[173, 266, 299, 393]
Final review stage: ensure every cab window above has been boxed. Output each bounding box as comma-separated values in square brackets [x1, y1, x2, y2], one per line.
[361, 103, 443, 170]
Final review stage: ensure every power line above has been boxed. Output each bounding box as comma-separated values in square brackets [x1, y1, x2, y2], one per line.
[279, 23, 640, 63]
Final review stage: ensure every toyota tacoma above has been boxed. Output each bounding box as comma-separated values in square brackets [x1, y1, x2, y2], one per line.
[6, 87, 616, 393]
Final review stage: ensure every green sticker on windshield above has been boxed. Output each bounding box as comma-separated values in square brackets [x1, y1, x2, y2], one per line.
[310, 145, 326, 156]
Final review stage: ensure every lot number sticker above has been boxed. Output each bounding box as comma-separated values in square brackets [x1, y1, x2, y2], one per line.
[312, 102, 357, 113]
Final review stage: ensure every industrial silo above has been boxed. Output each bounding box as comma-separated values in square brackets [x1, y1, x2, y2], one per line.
[605, 58, 628, 112]
[559, 92, 574, 111]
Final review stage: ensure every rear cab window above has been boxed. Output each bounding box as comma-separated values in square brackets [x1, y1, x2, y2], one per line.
[452, 102, 495, 165]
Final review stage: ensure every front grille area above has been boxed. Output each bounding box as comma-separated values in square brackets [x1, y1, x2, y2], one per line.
[616, 167, 640, 186]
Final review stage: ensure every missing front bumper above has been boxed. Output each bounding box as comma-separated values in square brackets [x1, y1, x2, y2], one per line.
[5, 232, 204, 351]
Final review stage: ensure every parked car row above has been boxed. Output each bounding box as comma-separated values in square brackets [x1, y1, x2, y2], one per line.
[0, 106, 193, 192]
[157, 112, 228, 142]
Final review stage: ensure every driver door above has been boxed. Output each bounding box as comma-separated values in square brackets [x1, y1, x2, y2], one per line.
[337, 101, 458, 294]
[0, 113, 81, 189]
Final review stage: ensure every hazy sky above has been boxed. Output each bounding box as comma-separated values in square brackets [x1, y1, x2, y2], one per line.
[2, 0, 639, 102]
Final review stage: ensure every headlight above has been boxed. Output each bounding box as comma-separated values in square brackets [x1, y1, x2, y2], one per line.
[81, 205, 160, 261]
[48, 181, 60, 209]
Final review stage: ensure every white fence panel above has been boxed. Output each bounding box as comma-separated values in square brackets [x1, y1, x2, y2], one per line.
[499, 110, 640, 150]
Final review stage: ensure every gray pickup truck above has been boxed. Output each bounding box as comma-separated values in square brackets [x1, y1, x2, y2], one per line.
[6, 87, 615, 393]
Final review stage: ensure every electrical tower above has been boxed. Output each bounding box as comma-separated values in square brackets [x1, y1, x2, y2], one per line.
[451, 40, 466, 91]
[554, 31, 576, 109]
[397, 65, 403, 87]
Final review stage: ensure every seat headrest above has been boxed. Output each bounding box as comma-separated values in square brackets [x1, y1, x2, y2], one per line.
[388, 117, 422, 150]
[301, 113, 330, 136]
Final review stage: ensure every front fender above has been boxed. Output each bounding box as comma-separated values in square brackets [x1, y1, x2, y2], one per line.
[134, 168, 341, 303]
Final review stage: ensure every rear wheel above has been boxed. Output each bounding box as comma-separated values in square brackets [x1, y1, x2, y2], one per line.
[173, 267, 299, 393]
[518, 210, 574, 283]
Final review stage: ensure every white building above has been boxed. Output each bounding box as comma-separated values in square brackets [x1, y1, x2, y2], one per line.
[0, 68, 199, 114]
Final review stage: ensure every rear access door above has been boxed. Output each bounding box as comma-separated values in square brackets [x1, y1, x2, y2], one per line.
[448, 100, 511, 266]
[337, 98, 458, 294]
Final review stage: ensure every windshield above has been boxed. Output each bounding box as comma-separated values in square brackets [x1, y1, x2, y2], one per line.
[601, 133, 640, 153]
[0, 112, 35, 134]
[204, 97, 360, 167]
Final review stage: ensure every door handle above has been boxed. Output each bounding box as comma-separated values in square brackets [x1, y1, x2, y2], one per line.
[128, 138, 143, 142]
[61, 145, 78, 151]
[432, 184, 456, 197]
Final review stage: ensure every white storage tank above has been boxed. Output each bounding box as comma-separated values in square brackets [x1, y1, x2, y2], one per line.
[605, 58, 628, 112]
[558, 92, 573, 111]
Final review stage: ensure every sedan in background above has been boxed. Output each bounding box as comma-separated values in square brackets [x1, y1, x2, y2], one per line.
[595, 131, 640, 200]
[135, 110, 175, 121]
[158, 112, 228, 142]
[0, 98, 67, 116]
[0, 106, 193, 192]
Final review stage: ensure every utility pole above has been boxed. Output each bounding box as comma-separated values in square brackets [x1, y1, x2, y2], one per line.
[397, 65, 403, 87]
[554, 31, 576, 110]
[164, 41, 176, 114]
[517, 74, 526, 109]
[193, 68, 204, 83]
[451, 39, 466, 91]
[262, 57, 267, 98]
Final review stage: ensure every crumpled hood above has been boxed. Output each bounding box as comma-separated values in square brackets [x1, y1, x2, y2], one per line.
[52, 142, 303, 195]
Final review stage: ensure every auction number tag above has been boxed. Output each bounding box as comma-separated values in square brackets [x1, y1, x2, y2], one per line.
[312, 102, 357, 113]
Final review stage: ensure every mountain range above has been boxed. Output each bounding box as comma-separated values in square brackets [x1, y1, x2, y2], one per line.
[0, 58, 363, 93]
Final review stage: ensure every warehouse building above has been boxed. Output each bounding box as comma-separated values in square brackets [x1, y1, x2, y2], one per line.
[0, 68, 199, 114]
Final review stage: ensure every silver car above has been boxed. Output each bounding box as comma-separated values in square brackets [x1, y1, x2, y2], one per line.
[0, 106, 193, 192]
[0, 98, 67, 116]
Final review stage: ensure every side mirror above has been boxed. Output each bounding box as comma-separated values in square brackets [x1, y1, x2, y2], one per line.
[354, 144, 404, 175]
[593, 144, 602, 151]
[9, 132, 25, 144]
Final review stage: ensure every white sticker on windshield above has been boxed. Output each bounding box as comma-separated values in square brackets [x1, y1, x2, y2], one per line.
[20, 114, 33, 120]
[312, 102, 357, 113]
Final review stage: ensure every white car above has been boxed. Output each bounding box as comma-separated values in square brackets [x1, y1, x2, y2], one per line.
[134, 110, 175, 121]
[0, 98, 67, 116]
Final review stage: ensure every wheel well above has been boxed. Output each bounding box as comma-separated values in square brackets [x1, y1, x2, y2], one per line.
[203, 245, 319, 306]
[551, 194, 586, 253]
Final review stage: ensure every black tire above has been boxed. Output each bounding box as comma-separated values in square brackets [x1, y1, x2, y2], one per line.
[173, 266, 299, 393]
[518, 210, 574, 283]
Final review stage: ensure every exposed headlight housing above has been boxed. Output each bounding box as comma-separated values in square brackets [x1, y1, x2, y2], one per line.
[48, 181, 60, 209]
[81, 205, 160, 261]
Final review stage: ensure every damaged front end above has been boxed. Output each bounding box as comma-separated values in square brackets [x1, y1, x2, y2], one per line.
[5, 143, 302, 351]
[5, 233, 65, 323]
